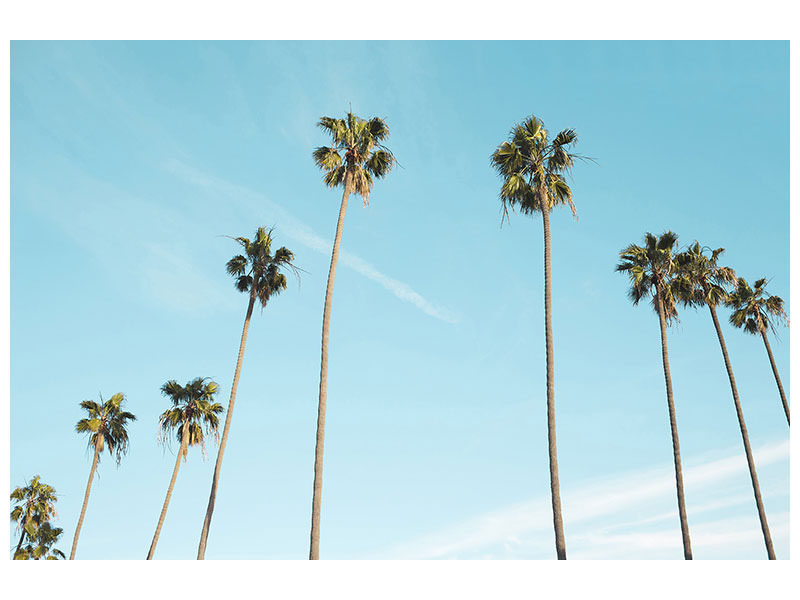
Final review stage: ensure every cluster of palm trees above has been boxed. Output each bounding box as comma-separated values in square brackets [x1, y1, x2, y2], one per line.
[10, 111, 788, 561]
[10, 476, 64, 559]
[616, 232, 789, 560]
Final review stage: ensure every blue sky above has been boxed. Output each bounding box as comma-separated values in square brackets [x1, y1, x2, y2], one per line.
[9, 41, 789, 560]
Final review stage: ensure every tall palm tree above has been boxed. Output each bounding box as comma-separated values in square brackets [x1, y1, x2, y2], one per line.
[14, 522, 66, 560]
[616, 231, 693, 560]
[10, 475, 58, 558]
[147, 377, 223, 559]
[490, 114, 582, 560]
[674, 242, 775, 559]
[70, 392, 135, 559]
[726, 277, 790, 425]
[197, 227, 296, 559]
[309, 111, 395, 560]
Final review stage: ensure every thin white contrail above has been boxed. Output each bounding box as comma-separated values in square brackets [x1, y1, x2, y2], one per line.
[164, 159, 459, 324]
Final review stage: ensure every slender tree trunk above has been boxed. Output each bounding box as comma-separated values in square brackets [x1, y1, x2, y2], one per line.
[655, 291, 692, 560]
[309, 172, 352, 560]
[760, 328, 789, 425]
[147, 423, 190, 559]
[197, 290, 256, 559]
[70, 438, 101, 560]
[708, 305, 775, 558]
[14, 529, 26, 558]
[541, 207, 567, 560]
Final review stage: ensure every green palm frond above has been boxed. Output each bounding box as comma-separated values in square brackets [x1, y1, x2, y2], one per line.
[226, 255, 248, 278]
[364, 149, 394, 178]
[490, 141, 524, 177]
[551, 128, 578, 148]
[312, 147, 343, 171]
[317, 117, 348, 145]
[322, 165, 346, 188]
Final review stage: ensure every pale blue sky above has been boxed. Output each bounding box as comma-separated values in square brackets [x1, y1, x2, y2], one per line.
[9, 41, 789, 559]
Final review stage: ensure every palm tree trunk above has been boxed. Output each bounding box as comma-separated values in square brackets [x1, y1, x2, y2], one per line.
[15, 529, 26, 558]
[655, 291, 692, 560]
[147, 423, 190, 559]
[309, 172, 352, 560]
[760, 328, 789, 425]
[541, 207, 567, 560]
[70, 439, 101, 560]
[709, 305, 775, 558]
[197, 290, 256, 559]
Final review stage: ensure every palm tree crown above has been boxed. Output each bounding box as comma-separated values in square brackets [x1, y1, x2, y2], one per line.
[673, 242, 737, 308]
[158, 378, 224, 459]
[75, 392, 136, 465]
[10, 475, 58, 550]
[490, 115, 579, 220]
[225, 227, 297, 307]
[616, 231, 681, 320]
[312, 112, 395, 205]
[726, 277, 788, 335]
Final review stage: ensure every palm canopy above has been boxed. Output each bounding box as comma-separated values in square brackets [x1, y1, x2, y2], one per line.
[312, 111, 395, 205]
[490, 115, 580, 219]
[616, 231, 681, 321]
[10, 475, 58, 539]
[158, 377, 224, 459]
[726, 277, 788, 335]
[673, 242, 737, 308]
[225, 227, 298, 308]
[75, 392, 136, 465]
[14, 522, 66, 560]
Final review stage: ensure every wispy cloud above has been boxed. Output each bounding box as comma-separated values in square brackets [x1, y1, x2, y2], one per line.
[139, 242, 238, 314]
[15, 158, 236, 316]
[378, 439, 789, 559]
[163, 159, 459, 324]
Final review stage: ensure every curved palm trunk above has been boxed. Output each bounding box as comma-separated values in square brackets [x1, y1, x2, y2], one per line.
[760, 328, 789, 425]
[541, 207, 567, 560]
[147, 424, 190, 559]
[309, 173, 352, 560]
[655, 291, 692, 560]
[709, 305, 775, 558]
[197, 291, 256, 559]
[70, 439, 101, 560]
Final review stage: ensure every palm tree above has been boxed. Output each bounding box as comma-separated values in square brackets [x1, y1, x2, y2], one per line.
[616, 231, 693, 560]
[70, 392, 136, 560]
[674, 242, 775, 559]
[10, 475, 58, 558]
[147, 377, 223, 559]
[490, 114, 582, 560]
[14, 522, 66, 560]
[197, 227, 296, 559]
[309, 111, 395, 560]
[726, 277, 790, 425]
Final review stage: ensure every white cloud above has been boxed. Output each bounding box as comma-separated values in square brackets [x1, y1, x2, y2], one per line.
[379, 439, 789, 559]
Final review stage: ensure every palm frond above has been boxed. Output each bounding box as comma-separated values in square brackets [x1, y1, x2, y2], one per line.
[312, 146, 342, 171]
[364, 149, 395, 179]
